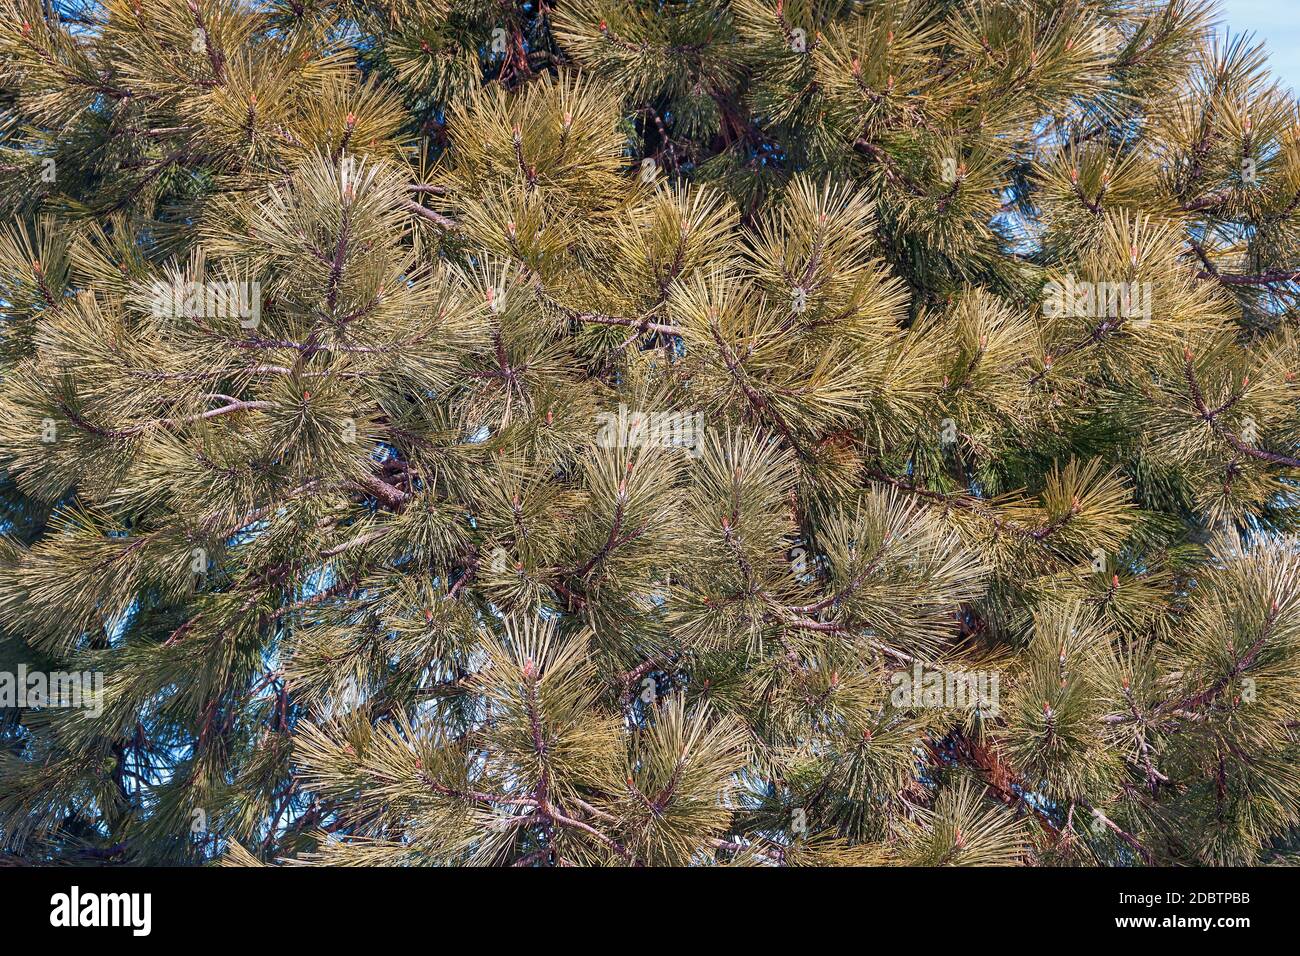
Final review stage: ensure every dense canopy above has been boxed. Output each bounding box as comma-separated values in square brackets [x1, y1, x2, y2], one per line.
[1, 0, 1299, 867]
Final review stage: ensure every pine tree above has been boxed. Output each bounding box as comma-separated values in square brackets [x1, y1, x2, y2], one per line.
[1, 0, 1299, 867]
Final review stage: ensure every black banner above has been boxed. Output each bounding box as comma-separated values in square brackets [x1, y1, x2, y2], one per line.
[0, 865, 1281, 942]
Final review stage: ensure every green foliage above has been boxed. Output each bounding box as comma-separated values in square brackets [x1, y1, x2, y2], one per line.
[1, 0, 1299, 867]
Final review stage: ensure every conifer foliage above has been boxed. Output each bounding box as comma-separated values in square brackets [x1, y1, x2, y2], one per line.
[1, 0, 1299, 867]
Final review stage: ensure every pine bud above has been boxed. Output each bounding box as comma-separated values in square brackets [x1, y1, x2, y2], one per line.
[522, 659, 535, 679]
[420, 40, 431, 53]
[345, 112, 357, 127]
[1112, 573, 1120, 589]
[249, 94, 257, 107]
[1184, 346, 1193, 362]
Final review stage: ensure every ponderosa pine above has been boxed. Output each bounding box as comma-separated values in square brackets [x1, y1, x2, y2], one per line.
[1, 0, 1299, 867]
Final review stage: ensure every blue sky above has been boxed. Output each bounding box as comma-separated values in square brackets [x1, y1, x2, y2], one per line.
[1221, 0, 1300, 94]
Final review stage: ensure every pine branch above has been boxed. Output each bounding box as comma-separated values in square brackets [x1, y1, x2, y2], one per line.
[1183, 349, 1300, 467]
